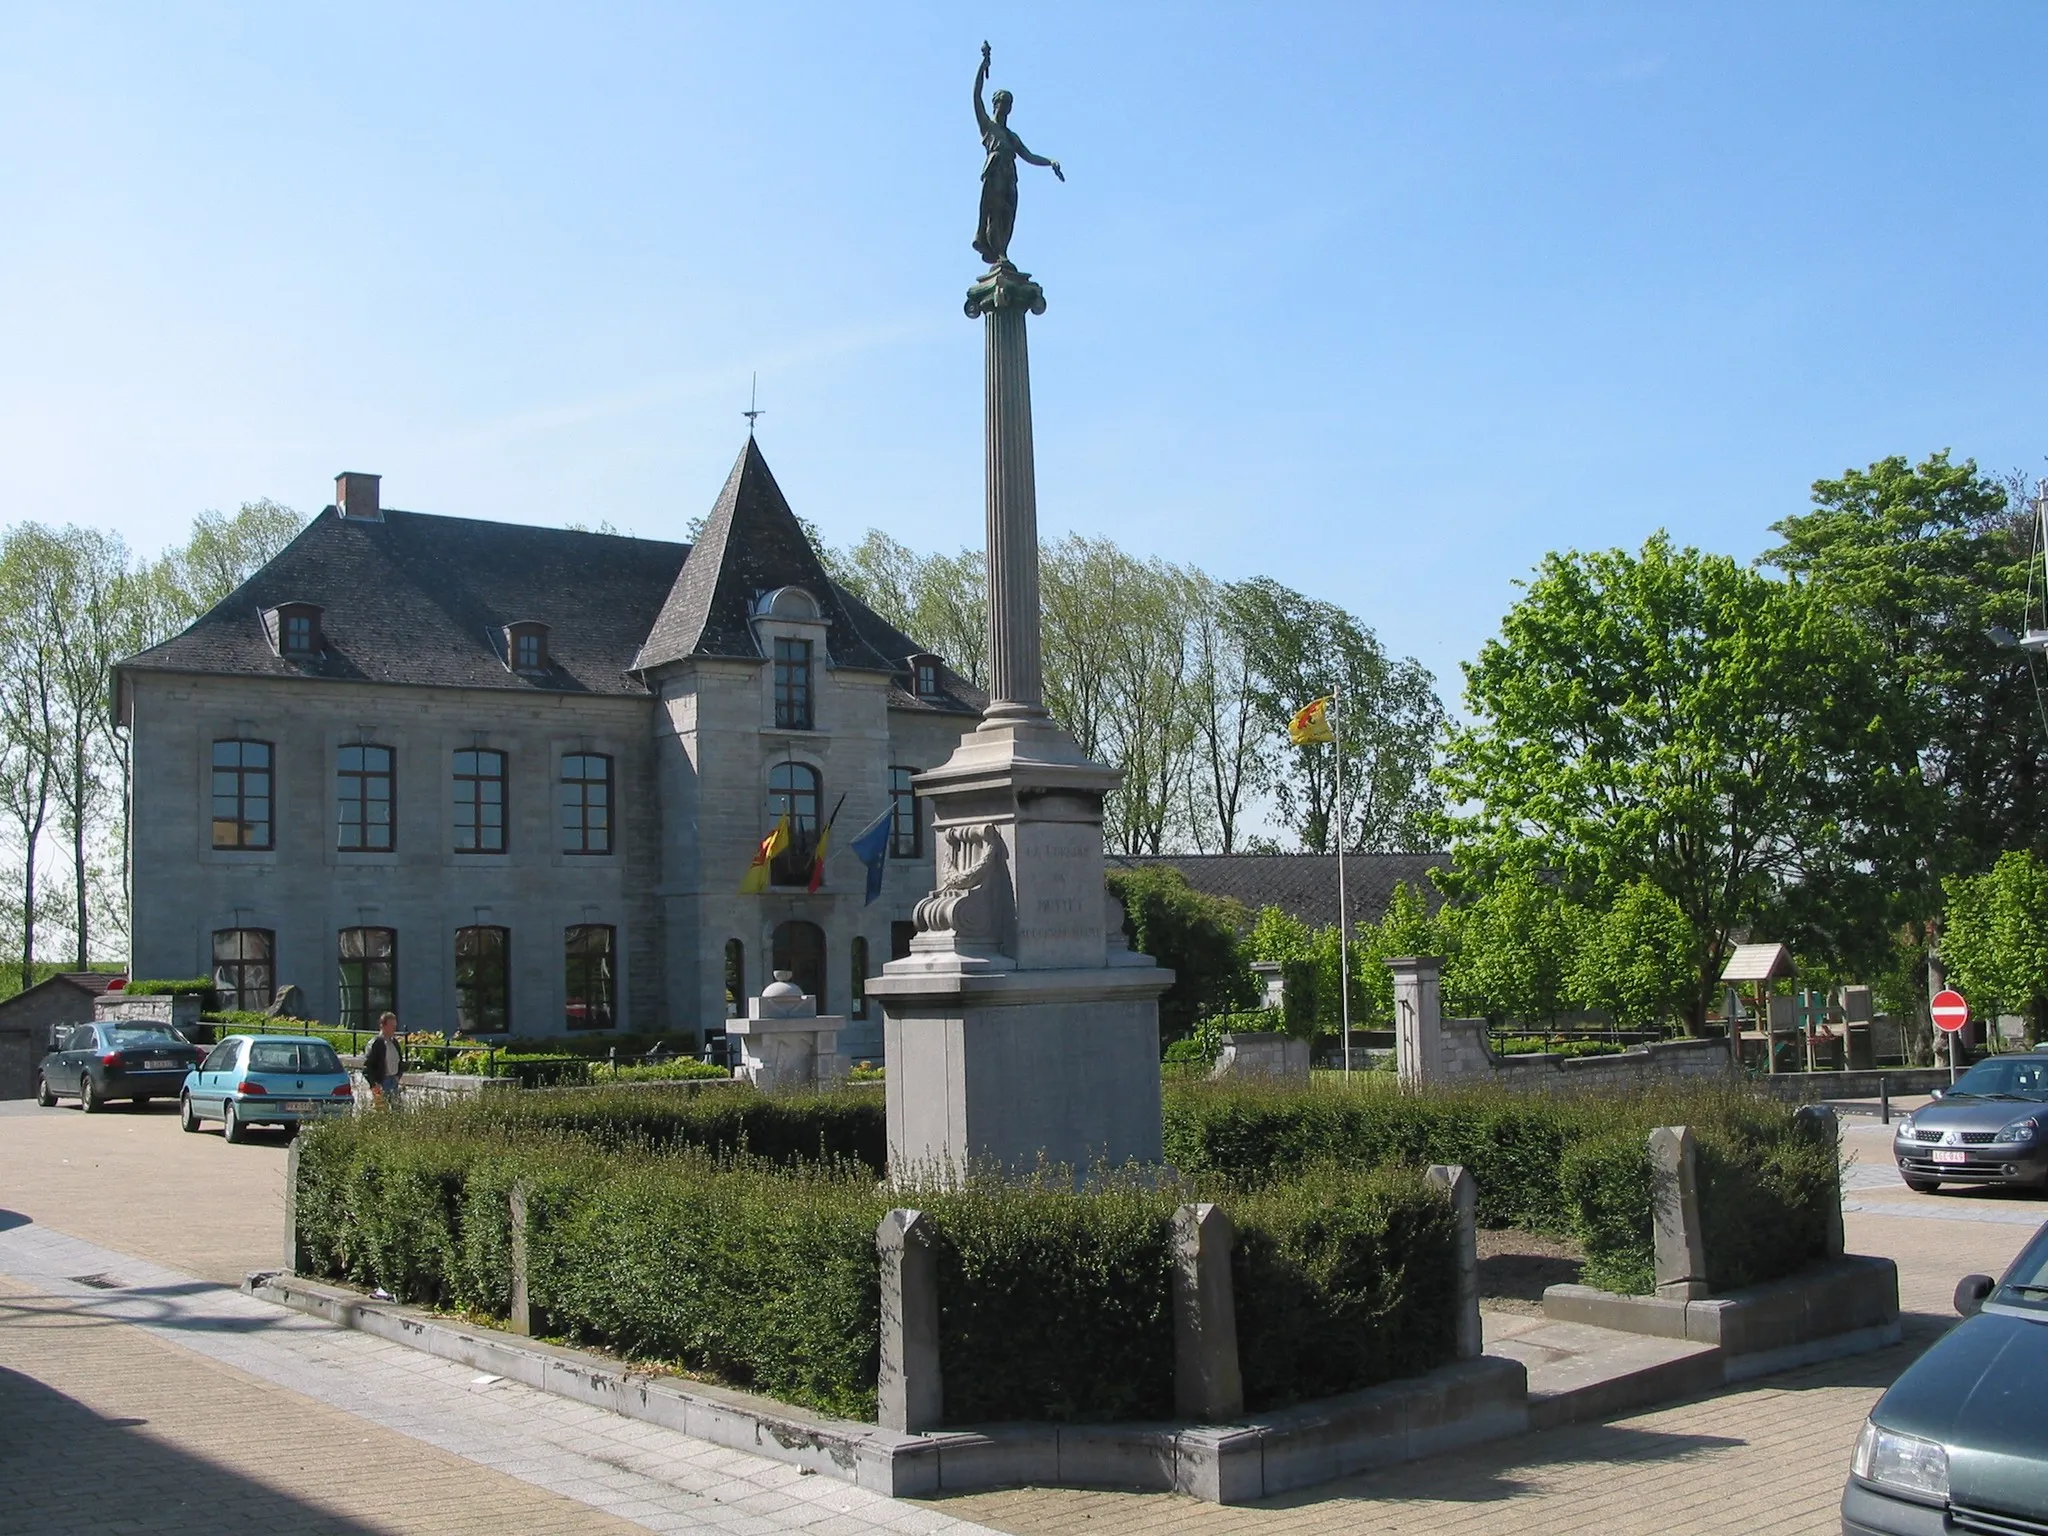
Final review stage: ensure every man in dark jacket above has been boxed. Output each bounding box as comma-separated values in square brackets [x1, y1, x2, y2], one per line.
[363, 1013, 405, 1107]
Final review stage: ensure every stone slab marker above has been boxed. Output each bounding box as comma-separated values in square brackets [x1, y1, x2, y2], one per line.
[1794, 1104, 1846, 1258]
[1649, 1126, 1710, 1300]
[283, 1136, 301, 1273]
[1172, 1203, 1244, 1422]
[508, 1183, 532, 1336]
[877, 1209, 942, 1433]
[1424, 1165, 1482, 1360]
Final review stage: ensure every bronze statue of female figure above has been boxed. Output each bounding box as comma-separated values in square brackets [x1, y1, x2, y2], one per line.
[973, 41, 1062, 268]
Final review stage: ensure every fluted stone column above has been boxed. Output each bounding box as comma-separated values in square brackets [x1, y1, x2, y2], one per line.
[968, 267, 1049, 724]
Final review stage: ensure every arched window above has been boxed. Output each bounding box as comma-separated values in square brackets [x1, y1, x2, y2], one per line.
[724, 939, 745, 1018]
[767, 762, 820, 887]
[851, 936, 870, 1020]
[772, 921, 827, 1010]
[564, 925, 616, 1031]
[212, 928, 275, 1010]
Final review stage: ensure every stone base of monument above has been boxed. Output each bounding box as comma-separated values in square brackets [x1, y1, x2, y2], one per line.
[876, 965, 1169, 1179]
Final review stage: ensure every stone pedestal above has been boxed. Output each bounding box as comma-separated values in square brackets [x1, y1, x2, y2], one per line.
[866, 261, 1172, 1181]
[1390, 956, 1444, 1087]
[729, 972, 844, 1091]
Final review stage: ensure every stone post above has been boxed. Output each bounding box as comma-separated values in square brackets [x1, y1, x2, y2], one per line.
[1649, 1126, 1710, 1300]
[508, 1183, 531, 1336]
[1390, 957, 1445, 1088]
[283, 1135, 301, 1274]
[1424, 1165, 1482, 1360]
[877, 1209, 942, 1432]
[1172, 1203, 1244, 1422]
[1795, 1104, 1846, 1258]
[969, 268, 1049, 723]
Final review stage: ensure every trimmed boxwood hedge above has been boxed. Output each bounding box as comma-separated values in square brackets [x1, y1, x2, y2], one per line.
[292, 1088, 1459, 1422]
[1164, 1079, 1839, 1295]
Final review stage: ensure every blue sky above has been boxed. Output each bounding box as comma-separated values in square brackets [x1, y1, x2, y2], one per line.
[3, 3, 2044, 696]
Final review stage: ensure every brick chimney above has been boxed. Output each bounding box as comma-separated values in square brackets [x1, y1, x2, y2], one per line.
[336, 471, 382, 522]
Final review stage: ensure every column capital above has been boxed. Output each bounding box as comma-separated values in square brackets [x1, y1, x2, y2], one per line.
[966, 263, 1047, 318]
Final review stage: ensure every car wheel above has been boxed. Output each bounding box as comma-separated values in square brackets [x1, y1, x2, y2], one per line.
[35, 1074, 55, 1107]
[1903, 1177, 1941, 1193]
[79, 1074, 102, 1113]
[222, 1101, 246, 1144]
[179, 1093, 200, 1134]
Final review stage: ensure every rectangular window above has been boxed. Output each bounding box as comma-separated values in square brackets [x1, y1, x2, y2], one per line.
[453, 749, 507, 853]
[773, 638, 813, 730]
[851, 935, 870, 1020]
[889, 766, 921, 858]
[455, 926, 510, 1034]
[336, 744, 395, 852]
[559, 753, 613, 854]
[338, 927, 396, 1030]
[564, 925, 616, 1031]
[284, 612, 314, 654]
[210, 740, 273, 850]
[515, 631, 542, 669]
[212, 928, 275, 1010]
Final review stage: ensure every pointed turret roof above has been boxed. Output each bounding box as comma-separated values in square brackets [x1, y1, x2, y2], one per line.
[633, 439, 900, 675]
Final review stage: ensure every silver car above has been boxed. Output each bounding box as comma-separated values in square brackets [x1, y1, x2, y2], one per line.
[1893, 1056, 2048, 1194]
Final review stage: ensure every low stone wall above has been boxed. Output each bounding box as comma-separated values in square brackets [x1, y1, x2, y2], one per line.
[1440, 1019, 1733, 1091]
[341, 1065, 516, 1108]
[1754, 1068, 1951, 1104]
[1210, 1032, 1310, 1084]
[95, 994, 202, 1031]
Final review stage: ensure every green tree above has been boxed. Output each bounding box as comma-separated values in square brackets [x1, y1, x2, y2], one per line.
[162, 499, 305, 615]
[1232, 576, 1445, 853]
[1353, 879, 1446, 1027]
[1762, 451, 2046, 1060]
[1441, 869, 1584, 1027]
[827, 531, 987, 689]
[1939, 852, 2048, 1043]
[1568, 879, 1695, 1030]
[1437, 533, 1891, 1032]
[1105, 866, 1258, 1048]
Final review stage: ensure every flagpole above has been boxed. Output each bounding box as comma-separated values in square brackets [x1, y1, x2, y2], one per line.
[1335, 686, 1351, 1080]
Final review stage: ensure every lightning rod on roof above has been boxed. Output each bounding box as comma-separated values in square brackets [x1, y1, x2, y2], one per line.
[742, 373, 765, 437]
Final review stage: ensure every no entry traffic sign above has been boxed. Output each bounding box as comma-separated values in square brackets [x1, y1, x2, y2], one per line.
[1931, 989, 1970, 1033]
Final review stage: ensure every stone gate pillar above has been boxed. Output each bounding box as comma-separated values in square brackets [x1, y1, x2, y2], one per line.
[1389, 956, 1444, 1087]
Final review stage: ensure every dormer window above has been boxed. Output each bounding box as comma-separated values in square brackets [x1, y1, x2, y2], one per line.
[755, 585, 822, 622]
[267, 602, 322, 658]
[504, 621, 549, 674]
[909, 653, 942, 700]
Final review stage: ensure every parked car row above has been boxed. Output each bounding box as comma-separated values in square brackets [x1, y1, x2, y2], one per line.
[36, 1025, 355, 1141]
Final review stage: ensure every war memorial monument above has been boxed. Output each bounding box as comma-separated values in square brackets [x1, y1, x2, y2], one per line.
[867, 44, 1174, 1179]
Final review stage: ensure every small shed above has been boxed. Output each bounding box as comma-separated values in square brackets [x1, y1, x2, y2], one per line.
[0, 973, 122, 1099]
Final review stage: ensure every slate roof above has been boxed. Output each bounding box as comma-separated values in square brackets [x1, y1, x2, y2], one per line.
[121, 511, 690, 697]
[1112, 852, 1451, 930]
[0, 972, 121, 1028]
[118, 439, 984, 714]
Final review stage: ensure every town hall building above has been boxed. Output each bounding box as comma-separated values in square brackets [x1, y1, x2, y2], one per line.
[114, 441, 984, 1059]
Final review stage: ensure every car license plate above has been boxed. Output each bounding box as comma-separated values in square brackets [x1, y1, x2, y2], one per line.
[145, 1059, 175, 1070]
[1933, 1150, 1969, 1164]
[281, 1100, 318, 1112]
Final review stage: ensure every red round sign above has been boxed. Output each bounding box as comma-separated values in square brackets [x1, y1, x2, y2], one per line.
[1931, 989, 1970, 1033]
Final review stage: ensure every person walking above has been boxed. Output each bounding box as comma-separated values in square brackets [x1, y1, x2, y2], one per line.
[363, 1012, 405, 1108]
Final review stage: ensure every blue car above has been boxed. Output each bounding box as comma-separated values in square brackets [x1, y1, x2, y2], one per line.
[179, 1035, 356, 1142]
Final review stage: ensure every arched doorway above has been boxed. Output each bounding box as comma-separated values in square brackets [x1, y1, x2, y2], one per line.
[771, 920, 828, 1010]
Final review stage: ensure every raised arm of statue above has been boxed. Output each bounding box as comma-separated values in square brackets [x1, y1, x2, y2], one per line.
[973, 41, 995, 137]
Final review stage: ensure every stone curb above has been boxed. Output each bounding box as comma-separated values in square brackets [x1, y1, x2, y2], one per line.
[242, 1269, 1529, 1503]
[1542, 1254, 1903, 1373]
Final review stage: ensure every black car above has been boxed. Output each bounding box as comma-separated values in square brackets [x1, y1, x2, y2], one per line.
[37, 1021, 205, 1111]
[1843, 1218, 2048, 1533]
[1893, 1055, 2048, 1193]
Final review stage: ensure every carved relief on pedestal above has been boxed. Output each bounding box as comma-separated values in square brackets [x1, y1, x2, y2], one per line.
[911, 824, 1011, 964]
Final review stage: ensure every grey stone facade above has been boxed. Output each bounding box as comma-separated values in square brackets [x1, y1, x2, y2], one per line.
[117, 444, 983, 1052]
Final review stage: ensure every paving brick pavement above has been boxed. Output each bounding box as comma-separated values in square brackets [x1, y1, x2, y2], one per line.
[0, 1221, 999, 1536]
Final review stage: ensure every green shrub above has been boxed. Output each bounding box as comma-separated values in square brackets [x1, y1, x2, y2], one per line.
[848, 1062, 885, 1083]
[124, 977, 214, 997]
[589, 1060, 731, 1083]
[1107, 866, 1259, 1046]
[1493, 1037, 1627, 1059]
[1230, 1164, 1459, 1409]
[444, 1083, 889, 1169]
[293, 1097, 1462, 1424]
[1163, 1079, 1837, 1295]
[447, 1052, 591, 1087]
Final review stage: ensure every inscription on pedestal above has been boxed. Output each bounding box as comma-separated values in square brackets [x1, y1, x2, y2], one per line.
[1010, 819, 1104, 969]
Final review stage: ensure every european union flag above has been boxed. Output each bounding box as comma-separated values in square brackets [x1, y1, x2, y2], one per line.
[850, 804, 893, 905]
